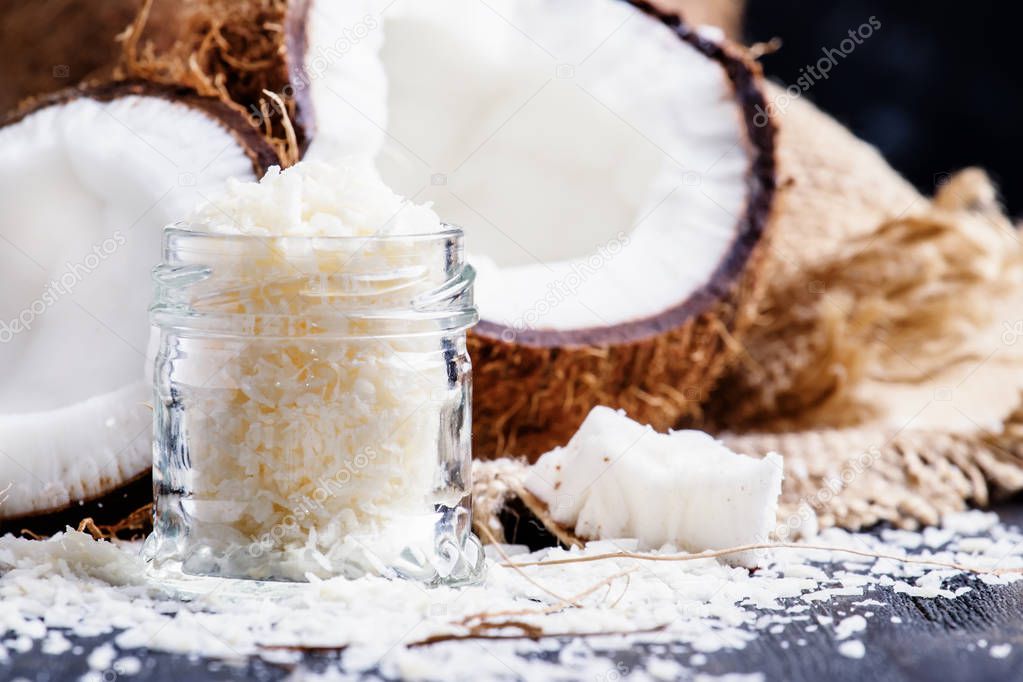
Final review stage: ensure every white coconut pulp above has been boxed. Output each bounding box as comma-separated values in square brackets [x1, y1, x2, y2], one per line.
[526, 407, 785, 567]
[361, 0, 749, 332]
[0, 95, 258, 518]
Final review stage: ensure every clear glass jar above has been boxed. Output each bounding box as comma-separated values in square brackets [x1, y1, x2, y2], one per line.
[143, 226, 484, 585]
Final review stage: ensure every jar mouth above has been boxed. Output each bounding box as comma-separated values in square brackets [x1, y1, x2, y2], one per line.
[151, 223, 477, 339]
[162, 223, 466, 249]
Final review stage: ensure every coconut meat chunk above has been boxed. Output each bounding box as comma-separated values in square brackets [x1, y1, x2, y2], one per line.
[0, 90, 265, 520]
[373, 0, 751, 337]
[525, 406, 785, 566]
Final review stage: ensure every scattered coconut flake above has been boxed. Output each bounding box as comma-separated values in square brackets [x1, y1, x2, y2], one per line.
[40, 630, 71, 655]
[942, 511, 999, 535]
[956, 537, 994, 553]
[893, 580, 955, 600]
[837, 640, 866, 659]
[114, 656, 143, 676]
[922, 527, 955, 549]
[990, 643, 1012, 659]
[2, 511, 1023, 677]
[646, 657, 685, 680]
[834, 615, 867, 640]
[853, 599, 886, 608]
[87, 642, 117, 671]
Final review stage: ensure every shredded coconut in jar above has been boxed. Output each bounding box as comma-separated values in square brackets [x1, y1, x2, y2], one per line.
[186, 161, 443, 238]
[146, 161, 478, 581]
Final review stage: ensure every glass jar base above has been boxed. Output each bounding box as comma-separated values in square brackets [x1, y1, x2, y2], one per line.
[142, 559, 486, 601]
[142, 524, 487, 589]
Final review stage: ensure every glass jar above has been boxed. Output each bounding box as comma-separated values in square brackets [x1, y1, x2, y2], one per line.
[143, 225, 484, 585]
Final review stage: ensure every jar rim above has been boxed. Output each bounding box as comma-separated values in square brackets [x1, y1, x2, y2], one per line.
[164, 222, 464, 246]
[152, 222, 476, 339]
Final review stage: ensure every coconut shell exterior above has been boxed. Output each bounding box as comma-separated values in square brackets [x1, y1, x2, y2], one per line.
[0, 0, 144, 114]
[470, 6, 778, 461]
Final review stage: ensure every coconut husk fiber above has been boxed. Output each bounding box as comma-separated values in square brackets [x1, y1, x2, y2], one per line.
[115, 0, 303, 164]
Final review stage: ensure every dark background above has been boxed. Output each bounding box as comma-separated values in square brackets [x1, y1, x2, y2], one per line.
[744, 0, 1021, 217]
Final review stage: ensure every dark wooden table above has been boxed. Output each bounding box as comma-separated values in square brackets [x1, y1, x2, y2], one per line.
[4, 504, 1023, 682]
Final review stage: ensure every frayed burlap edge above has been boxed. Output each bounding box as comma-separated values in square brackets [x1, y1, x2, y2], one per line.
[703, 169, 1023, 432]
[473, 393, 1023, 543]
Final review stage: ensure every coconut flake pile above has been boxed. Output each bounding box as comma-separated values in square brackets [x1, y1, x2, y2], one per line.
[2, 510, 1022, 679]
[186, 160, 443, 237]
[526, 407, 784, 567]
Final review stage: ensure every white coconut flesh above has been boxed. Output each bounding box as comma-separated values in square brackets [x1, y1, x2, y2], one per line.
[300, 0, 389, 161]
[368, 0, 751, 335]
[0, 94, 259, 519]
[525, 406, 785, 567]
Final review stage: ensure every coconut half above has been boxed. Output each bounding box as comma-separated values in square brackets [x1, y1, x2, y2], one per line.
[0, 82, 277, 526]
[366, 0, 776, 457]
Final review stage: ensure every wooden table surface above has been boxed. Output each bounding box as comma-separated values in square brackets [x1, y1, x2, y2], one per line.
[4, 503, 1023, 682]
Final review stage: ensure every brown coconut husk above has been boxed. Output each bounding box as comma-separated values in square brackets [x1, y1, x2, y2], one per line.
[0, 0, 144, 113]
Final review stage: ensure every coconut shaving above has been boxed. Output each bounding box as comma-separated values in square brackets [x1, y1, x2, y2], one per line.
[1, 510, 1022, 680]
